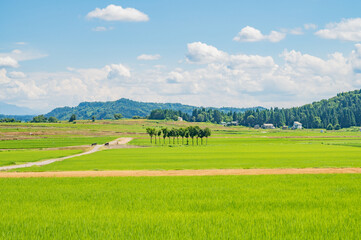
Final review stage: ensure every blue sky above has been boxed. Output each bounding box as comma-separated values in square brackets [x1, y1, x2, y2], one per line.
[1, 0, 361, 112]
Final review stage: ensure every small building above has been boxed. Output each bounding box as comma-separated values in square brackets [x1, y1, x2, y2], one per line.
[177, 117, 183, 121]
[221, 121, 238, 127]
[261, 123, 275, 129]
[282, 126, 288, 130]
[292, 121, 303, 130]
[230, 121, 238, 126]
[254, 124, 260, 129]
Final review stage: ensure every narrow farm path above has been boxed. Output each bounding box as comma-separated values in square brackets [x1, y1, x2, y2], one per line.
[1, 167, 361, 178]
[0, 137, 133, 171]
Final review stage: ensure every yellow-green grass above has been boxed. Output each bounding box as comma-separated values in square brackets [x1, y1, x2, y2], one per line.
[0, 149, 84, 167]
[0, 174, 360, 239]
[18, 137, 361, 171]
[0, 136, 117, 149]
[2, 120, 361, 139]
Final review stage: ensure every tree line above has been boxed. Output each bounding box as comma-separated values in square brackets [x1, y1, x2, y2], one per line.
[146, 126, 211, 145]
[0, 118, 21, 123]
[31, 115, 58, 123]
[148, 90, 361, 129]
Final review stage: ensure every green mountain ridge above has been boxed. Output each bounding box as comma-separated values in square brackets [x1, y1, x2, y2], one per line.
[45, 98, 265, 120]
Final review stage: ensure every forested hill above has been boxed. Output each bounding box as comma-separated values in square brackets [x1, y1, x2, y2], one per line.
[45, 98, 264, 120]
[238, 89, 361, 128]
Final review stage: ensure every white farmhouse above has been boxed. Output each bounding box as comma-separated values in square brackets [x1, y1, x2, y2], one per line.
[292, 121, 302, 130]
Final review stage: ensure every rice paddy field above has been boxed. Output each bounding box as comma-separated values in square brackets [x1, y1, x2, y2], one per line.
[1, 120, 361, 239]
[0, 149, 84, 167]
[1, 174, 361, 239]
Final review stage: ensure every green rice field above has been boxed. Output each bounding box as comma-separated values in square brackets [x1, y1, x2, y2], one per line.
[0, 174, 360, 239]
[0, 149, 84, 167]
[1, 120, 361, 239]
[19, 138, 361, 171]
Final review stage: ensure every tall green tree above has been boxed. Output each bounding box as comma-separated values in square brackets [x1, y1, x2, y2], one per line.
[204, 127, 211, 144]
[162, 128, 168, 144]
[69, 114, 76, 122]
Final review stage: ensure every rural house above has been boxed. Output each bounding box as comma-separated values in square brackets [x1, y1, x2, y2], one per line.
[292, 121, 302, 130]
[261, 123, 275, 129]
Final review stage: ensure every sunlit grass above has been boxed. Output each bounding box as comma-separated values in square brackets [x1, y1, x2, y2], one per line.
[0, 174, 360, 239]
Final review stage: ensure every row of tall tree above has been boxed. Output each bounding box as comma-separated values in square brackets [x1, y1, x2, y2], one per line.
[146, 126, 211, 145]
[148, 90, 361, 129]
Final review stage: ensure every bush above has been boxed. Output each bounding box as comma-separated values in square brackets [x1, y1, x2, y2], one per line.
[326, 123, 333, 130]
[334, 123, 341, 130]
[69, 114, 76, 122]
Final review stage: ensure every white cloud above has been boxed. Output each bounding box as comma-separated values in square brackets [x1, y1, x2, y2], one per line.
[92, 26, 113, 31]
[233, 26, 286, 42]
[105, 64, 131, 78]
[186, 42, 274, 68]
[8, 71, 26, 78]
[304, 23, 317, 30]
[0, 69, 11, 84]
[137, 54, 161, 61]
[316, 18, 361, 41]
[0, 50, 47, 62]
[186, 42, 228, 63]
[15, 42, 27, 45]
[86, 4, 149, 22]
[3, 43, 361, 111]
[0, 56, 19, 68]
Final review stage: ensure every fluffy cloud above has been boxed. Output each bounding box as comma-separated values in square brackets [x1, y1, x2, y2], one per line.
[8, 71, 26, 78]
[87, 4, 149, 22]
[2, 43, 361, 112]
[137, 54, 161, 61]
[186, 42, 228, 63]
[105, 64, 131, 78]
[0, 69, 11, 84]
[316, 18, 361, 41]
[233, 26, 286, 42]
[186, 42, 274, 68]
[0, 56, 19, 68]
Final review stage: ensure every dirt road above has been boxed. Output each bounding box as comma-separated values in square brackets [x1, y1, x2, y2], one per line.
[0, 137, 133, 171]
[1, 167, 361, 178]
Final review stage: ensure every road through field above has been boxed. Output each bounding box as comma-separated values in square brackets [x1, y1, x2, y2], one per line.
[0, 137, 133, 171]
[1, 167, 361, 178]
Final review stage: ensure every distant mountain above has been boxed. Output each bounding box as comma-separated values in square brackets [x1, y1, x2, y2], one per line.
[0, 102, 38, 115]
[45, 98, 265, 120]
[0, 114, 35, 122]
